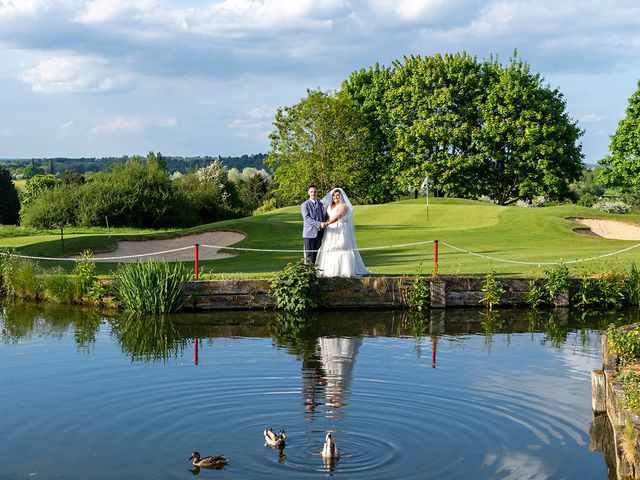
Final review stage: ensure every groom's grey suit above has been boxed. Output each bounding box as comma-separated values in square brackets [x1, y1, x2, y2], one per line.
[302, 198, 328, 263]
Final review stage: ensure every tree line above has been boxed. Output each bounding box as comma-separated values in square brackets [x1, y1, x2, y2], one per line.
[0, 154, 267, 178]
[0, 153, 271, 228]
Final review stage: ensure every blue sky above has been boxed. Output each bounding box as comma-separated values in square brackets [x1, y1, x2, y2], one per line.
[1, 0, 639, 164]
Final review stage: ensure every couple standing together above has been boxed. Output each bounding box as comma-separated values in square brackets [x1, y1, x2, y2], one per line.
[302, 185, 370, 278]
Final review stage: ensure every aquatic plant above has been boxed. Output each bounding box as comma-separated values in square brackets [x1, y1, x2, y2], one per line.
[544, 262, 571, 303]
[524, 279, 547, 308]
[113, 259, 191, 314]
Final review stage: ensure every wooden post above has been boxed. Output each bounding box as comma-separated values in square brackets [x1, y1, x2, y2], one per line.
[194, 244, 199, 281]
[433, 240, 439, 275]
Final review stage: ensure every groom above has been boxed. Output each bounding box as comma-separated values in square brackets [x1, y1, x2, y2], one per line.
[301, 185, 328, 263]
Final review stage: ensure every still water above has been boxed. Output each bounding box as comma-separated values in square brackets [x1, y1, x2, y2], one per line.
[0, 304, 627, 479]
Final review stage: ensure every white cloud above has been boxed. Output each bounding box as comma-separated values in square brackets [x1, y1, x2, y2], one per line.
[88, 115, 177, 135]
[228, 106, 274, 140]
[0, 128, 12, 137]
[579, 113, 609, 122]
[20, 54, 133, 94]
[73, 0, 159, 24]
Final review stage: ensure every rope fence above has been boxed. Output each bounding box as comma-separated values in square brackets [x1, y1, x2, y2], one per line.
[6, 239, 640, 274]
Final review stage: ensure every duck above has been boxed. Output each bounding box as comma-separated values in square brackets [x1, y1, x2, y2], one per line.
[188, 451, 228, 468]
[264, 427, 286, 449]
[321, 432, 339, 458]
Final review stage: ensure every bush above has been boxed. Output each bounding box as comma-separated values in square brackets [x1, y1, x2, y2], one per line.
[607, 324, 640, 365]
[113, 260, 192, 314]
[253, 197, 278, 215]
[20, 184, 81, 227]
[271, 259, 319, 313]
[577, 193, 598, 207]
[406, 264, 429, 311]
[480, 269, 502, 311]
[573, 268, 626, 309]
[544, 262, 571, 301]
[593, 199, 630, 214]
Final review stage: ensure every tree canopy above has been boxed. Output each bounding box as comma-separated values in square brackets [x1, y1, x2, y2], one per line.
[597, 79, 640, 191]
[268, 52, 584, 206]
[0, 167, 19, 225]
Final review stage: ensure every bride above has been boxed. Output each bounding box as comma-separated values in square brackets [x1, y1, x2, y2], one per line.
[315, 188, 371, 278]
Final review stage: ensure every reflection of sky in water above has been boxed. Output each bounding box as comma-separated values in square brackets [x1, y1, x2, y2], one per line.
[0, 307, 611, 479]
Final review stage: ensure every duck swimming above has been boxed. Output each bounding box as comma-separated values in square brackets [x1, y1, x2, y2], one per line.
[321, 432, 339, 458]
[264, 427, 286, 449]
[188, 451, 228, 468]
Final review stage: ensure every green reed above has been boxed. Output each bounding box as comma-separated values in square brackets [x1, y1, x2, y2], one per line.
[113, 260, 192, 314]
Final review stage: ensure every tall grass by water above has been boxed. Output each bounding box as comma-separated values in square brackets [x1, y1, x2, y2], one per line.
[113, 260, 191, 314]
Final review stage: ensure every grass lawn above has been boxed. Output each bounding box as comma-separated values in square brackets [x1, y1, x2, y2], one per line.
[2, 198, 640, 277]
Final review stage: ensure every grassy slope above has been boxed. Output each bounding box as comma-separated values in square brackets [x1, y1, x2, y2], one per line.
[3, 198, 640, 276]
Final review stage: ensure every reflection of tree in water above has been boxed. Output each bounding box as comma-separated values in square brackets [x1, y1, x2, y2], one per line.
[0, 302, 102, 353]
[406, 312, 428, 358]
[112, 312, 189, 363]
[481, 310, 503, 354]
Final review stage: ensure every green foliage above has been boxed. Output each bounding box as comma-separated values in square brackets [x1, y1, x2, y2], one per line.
[577, 193, 598, 207]
[597, 79, 640, 192]
[20, 174, 61, 212]
[77, 155, 184, 228]
[43, 271, 77, 304]
[480, 268, 503, 311]
[617, 371, 640, 415]
[113, 260, 192, 314]
[20, 183, 81, 228]
[0, 167, 20, 225]
[524, 279, 547, 308]
[271, 259, 319, 313]
[239, 172, 271, 213]
[573, 268, 627, 309]
[628, 263, 640, 306]
[73, 251, 103, 301]
[383, 52, 582, 203]
[544, 262, 571, 300]
[340, 64, 398, 203]
[607, 324, 640, 365]
[266, 89, 376, 205]
[406, 263, 430, 311]
[0, 254, 43, 300]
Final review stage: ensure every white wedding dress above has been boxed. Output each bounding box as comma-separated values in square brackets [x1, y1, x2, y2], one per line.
[316, 189, 370, 278]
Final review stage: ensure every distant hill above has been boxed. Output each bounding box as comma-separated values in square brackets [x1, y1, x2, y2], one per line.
[0, 154, 268, 176]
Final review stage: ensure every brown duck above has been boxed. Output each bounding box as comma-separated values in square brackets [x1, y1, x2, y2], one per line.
[188, 451, 228, 468]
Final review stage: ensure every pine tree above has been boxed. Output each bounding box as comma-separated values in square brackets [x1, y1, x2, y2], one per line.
[0, 167, 20, 225]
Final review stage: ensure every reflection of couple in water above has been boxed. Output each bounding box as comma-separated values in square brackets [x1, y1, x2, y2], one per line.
[301, 336, 362, 416]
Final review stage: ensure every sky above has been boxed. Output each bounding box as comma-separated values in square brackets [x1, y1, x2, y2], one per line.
[1, 0, 639, 164]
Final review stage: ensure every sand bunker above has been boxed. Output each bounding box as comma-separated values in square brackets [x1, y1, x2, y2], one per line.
[78, 231, 246, 262]
[570, 217, 640, 240]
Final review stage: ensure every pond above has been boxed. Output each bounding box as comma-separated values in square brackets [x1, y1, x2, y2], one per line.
[0, 304, 628, 479]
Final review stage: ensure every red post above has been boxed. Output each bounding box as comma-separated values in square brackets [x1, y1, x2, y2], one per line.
[433, 240, 439, 275]
[194, 244, 200, 281]
[431, 336, 437, 369]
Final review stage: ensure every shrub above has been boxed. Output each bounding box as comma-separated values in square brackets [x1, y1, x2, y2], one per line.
[607, 324, 640, 365]
[617, 370, 640, 415]
[480, 269, 502, 311]
[628, 262, 640, 306]
[544, 262, 571, 301]
[20, 184, 81, 228]
[593, 199, 630, 214]
[524, 279, 547, 308]
[406, 263, 430, 311]
[73, 251, 103, 302]
[113, 260, 192, 314]
[573, 268, 627, 309]
[271, 259, 319, 313]
[253, 197, 278, 215]
[577, 193, 598, 207]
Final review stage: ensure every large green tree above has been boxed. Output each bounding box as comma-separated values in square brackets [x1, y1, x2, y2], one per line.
[474, 57, 583, 203]
[340, 64, 398, 203]
[382, 53, 583, 204]
[0, 167, 20, 225]
[598, 79, 640, 191]
[266, 89, 374, 205]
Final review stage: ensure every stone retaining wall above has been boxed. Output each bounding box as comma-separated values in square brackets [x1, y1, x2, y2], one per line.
[591, 335, 640, 479]
[181, 276, 537, 310]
